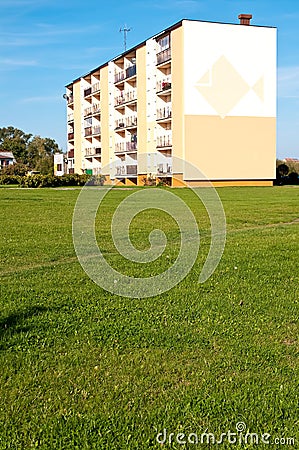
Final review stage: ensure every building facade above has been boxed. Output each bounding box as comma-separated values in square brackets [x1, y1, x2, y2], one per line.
[0, 151, 16, 170]
[64, 16, 277, 186]
[53, 153, 65, 176]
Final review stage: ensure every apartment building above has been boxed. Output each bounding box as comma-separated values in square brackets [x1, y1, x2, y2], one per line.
[64, 16, 277, 186]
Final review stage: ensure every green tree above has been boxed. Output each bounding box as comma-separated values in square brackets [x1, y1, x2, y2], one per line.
[0, 126, 32, 162]
[27, 136, 60, 174]
[0, 162, 28, 176]
[0, 127, 62, 174]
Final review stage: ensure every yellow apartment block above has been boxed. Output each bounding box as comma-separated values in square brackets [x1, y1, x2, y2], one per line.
[64, 16, 277, 186]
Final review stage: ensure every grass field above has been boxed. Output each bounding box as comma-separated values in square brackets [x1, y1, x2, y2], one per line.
[0, 186, 298, 449]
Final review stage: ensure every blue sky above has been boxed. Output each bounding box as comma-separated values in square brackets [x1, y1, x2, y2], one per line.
[0, 0, 298, 158]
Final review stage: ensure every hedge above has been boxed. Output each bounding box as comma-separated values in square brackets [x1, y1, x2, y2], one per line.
[0, 174, 106, 188]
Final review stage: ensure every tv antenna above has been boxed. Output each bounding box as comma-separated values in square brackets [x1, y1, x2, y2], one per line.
[119, 25, 131, 52]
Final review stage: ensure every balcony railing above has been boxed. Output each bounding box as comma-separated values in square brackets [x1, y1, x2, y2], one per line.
[68, 132, 74, 141]
[116, 165, 137, 176]
[84, 106, 93, 117]
[114, 71, 125, 83]
[93, 103, 101, 114]
[156, 47, 171, 65]
[92, 82, 100, 93]
[156, 106, 172, 120]
[127, 165, 137, 175]
[157, 163, 172, 174]
[68, 149, 74, 158]
[115, 117, 137, 129]
[115, 119, 125, 129]
[115, 142, 125, 153]
[125, 64, 136, 79]
[93, 126, 101, 135]
[84, 104, 101, 116]
[156, 80, 172, 92]
[84, 87, 92, 97]
[126, 141, 137, 151]
[85, 147, 101, 157]
[157, 135, 172, 147]
[67, 94, 74, 104]
[84, 127, 92, 137]
[115, 140, 137, 153]
[114, 89, 137, 106]
[126, 116, 137, 128]
[67, 113, 74, 122]
[114, 65, 136, 83]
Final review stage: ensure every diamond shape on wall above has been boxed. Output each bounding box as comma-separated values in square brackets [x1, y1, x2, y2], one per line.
[195, 55, 250, 118]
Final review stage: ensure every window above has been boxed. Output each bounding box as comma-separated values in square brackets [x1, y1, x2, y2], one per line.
[57, 164, 62, 171]
[158, 35, 170, 51]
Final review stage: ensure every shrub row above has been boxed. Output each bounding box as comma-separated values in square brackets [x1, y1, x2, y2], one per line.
[0, 174, 106, 188]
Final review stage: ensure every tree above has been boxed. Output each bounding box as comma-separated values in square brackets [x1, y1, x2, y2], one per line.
[26, 136, 60, 174]
[276, 163, 289, 177]
[0, 127, 62, 174]
[0, 162, 28, 176]
[0, 126, 32, 162]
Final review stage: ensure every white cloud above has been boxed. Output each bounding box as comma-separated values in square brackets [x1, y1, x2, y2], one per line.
[0, 58, 38, 68]
[0, 23, 103, 47]
[21, 95, 61, 103]
[278, 66, 299, 99]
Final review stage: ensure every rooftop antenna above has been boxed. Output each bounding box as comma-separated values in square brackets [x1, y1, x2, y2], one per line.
[119, 25, 131, 52]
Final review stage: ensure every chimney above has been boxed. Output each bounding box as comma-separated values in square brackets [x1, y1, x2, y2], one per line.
[238, 14, 252, 26]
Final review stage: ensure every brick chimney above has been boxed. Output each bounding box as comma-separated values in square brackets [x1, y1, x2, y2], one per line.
[238, 14, 252, 26]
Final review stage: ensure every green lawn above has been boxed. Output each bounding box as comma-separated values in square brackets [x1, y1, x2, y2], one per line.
[0, 186, 298, 449]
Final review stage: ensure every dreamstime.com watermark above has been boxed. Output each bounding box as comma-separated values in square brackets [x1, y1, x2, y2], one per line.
[156, 422, 296, 446]
[72, 155, 226, 298]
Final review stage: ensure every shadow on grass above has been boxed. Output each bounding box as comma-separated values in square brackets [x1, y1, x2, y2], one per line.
[0, 305, 51, 349]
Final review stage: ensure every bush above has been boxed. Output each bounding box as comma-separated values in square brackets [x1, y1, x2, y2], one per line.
[1, 163, 28, 176]
[19, 174, 92, 188]
[87, 175, 106, 186]
[0, 174, 21, 185]
[0, 173, 93, 188]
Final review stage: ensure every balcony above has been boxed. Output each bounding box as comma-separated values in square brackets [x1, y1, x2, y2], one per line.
[67, 94, 74, 104]
[68, 149, 74, 159]
[85, 104, 101, 116]
[67, 113, 74, 122]
[92, 103, 101, 114]
[126, 141, 137, 151]
[85, 147, 101, 157]
[116, 164, 137, 176]
[115, 119, 125, 130]
[157, 135, 172, 148]
[115, 142, 125, 153]
[114, 71, 125, 84]
[126, 116, 137, 128]
[127, 165, 137, 175]
[114, 89, 137, 106]
[156, 106, 172, 120]
[84, 87, 92, 97]
[156, 47, 171, 65]
[157, 162, 172, 175]
[84, 127, 92, 137]
[156, 81, 172, 93]
[68, 132, 74, 141]
[93, 126, 101, 136]
[92, 82, 100, 93]
[84, 106, 93, 117]
[114, 65, 137, 84]
[125, 64, 136, 79]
